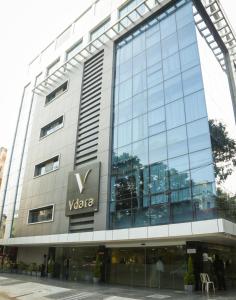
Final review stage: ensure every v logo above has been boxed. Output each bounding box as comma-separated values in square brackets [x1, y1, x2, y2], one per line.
[75, 169, 91, 194]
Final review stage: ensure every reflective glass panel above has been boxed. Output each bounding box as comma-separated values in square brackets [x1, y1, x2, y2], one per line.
[148, 106, 165, 135]
[119, 79, 132, 102]
[133, 71, 147, 95]
[167, 126, 188, 158]
[118, 121, 132, 147]
[187, 118, 211, 153]
[162, 33, 178, 59]
[133, 92, 147, 118]
[132, 139, 148, 166]
[149, 132, 167, 163]
[118, 98, 132, 124]
[182, 66, 203, 96]
[160, 14, 176, 39]
[133, 30, 146, 56]
[163, 53, 181, 80]
[133, 52, 146, 75]
[148, 84, 164, 110]
[178, 22, 197, 49]
[189, 148, 213, 170]
[180, 43, 199, 71]
[166, 99, 185, 130]
[150, 162, 168, 194]
[146, 43, 162, 67]
[176, 1, 193, 29]
[132, 115, 148, 142]
[169, 154, 189, 174]
[147, 63, 163, 88]
[164, 75, 183, 104]
[120, 59, 132, 82]
[184, 90, 207, 123]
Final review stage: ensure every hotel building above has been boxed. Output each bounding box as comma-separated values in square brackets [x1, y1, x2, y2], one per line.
[1, 0, 236, 289]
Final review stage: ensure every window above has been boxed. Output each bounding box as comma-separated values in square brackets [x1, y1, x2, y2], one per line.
[163, 53, 181, 80]
[66, 39, 83, 60]
[182, 66, 203, 96]
[184, 90, 207, 123]
[160, 13, 176, 39]
[46, 58, 60, 76]
[133, 71, 147, 95]
[176, 1, 194, 29]
[40, 116, 63, 139]
[119, 59, 132, 82]
[118, 98, 132, 124]
[90, 18, 110, 41]
[132, 139, 148, 166]
[45, 81, 68, 104]
[133, 92, 147, 118]
[189, 148, 213, 170]
[132, 114, 148, 142]
[164, 74, 183, 103]
[166, 99, 185, 130]
[149, 132, 167, 163]
[167, 126, 188, 158]
[28, 205, 54, 224]
[187, 118, 211, 153]
[148, 106, 165, 135]
[162, 33, 178, 59]
[180, 43, 199, 71]
[133, 29, 145, 56]
[117, 121, 132, 147]
[34, 156, 59, 177]
[148, 83, 164, 110]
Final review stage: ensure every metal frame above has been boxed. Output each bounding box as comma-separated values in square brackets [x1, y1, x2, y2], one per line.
[27, 204, 55, 225]
[32, 0, 168, 95]
[194, 0, 236, 71]
[32, 0, 236, 95]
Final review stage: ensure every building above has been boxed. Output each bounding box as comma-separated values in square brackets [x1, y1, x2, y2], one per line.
[0, 147, 7, 189]
[1, 0, 236, 290]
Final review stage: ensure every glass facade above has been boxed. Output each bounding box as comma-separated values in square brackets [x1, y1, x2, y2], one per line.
[109, 245, 185, 289]
[110, 0, 223, 229]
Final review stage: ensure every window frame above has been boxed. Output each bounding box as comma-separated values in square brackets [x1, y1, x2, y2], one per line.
[27, 204, 55, 225]
[45, 81, 68, 106]
[46, 57, 60, 76]
[34, 155, 60, 178]
[40, 115, 64, 140]
[90, 17, 111, 42]
[66, 39, 83, 61]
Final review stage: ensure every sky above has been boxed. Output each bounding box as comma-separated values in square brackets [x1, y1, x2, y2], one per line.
[0, 0, 236, 151]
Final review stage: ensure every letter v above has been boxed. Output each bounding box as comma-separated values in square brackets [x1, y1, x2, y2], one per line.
[75, 169, 91, 194]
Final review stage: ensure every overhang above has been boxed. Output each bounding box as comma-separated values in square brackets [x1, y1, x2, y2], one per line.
[1, 219, 236, 248]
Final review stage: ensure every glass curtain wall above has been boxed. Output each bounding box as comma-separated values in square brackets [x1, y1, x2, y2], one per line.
[110, 0, 218, 229]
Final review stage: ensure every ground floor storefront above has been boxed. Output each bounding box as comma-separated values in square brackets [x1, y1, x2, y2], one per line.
[1, 241, 236, 291]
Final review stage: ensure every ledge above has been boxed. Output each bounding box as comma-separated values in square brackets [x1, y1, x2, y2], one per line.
[1, 218, 236, 247]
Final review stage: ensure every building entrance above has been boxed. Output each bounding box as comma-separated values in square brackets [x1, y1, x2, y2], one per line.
[108, 245, 186, 289]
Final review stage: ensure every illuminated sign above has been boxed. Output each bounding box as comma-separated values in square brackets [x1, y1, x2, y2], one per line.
[66, 162, 100, 216]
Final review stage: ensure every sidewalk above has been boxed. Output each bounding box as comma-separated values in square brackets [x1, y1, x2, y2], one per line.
[0, 273, 235, 300]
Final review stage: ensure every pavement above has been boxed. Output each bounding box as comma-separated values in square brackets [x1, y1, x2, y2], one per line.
[0, 273, 235, 300]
